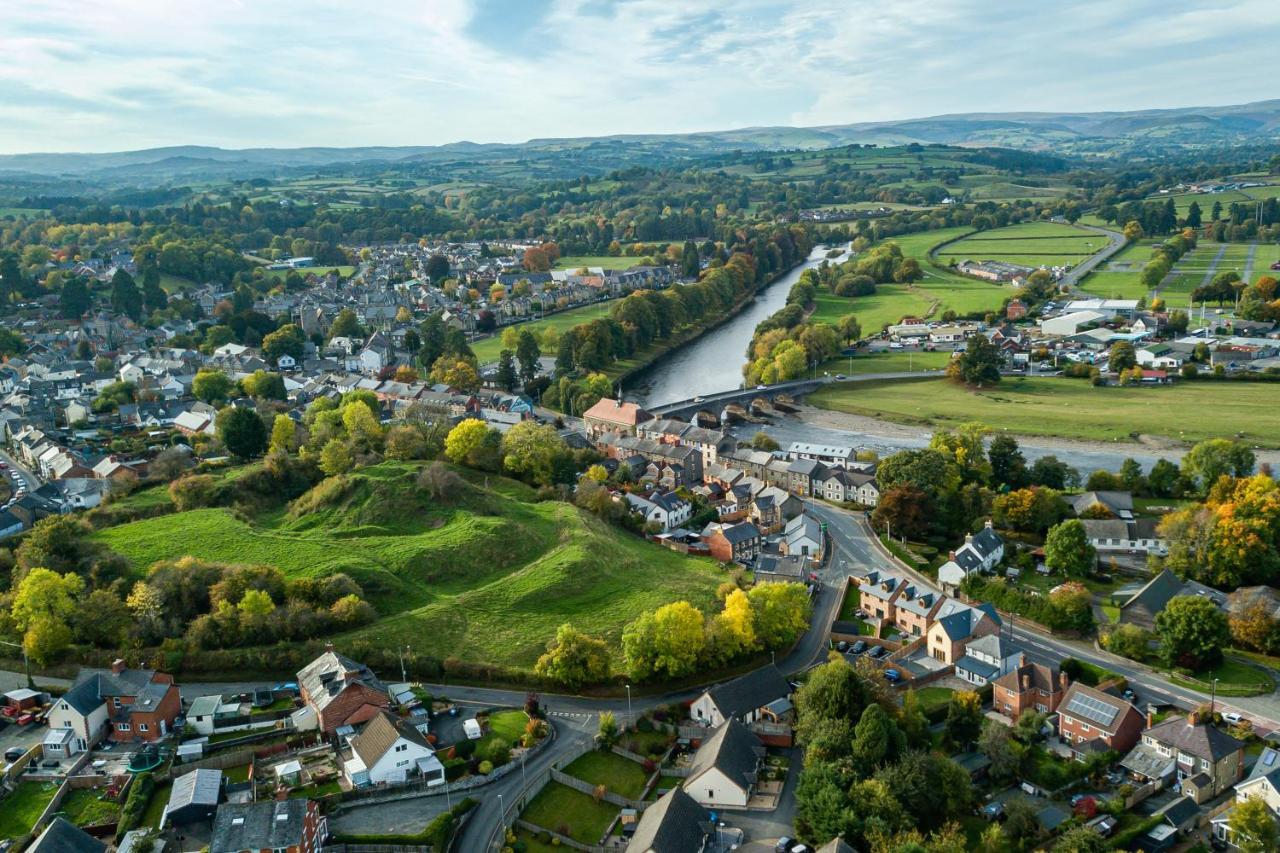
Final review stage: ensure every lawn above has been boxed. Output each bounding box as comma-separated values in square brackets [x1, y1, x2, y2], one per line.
[471, 298, 620, 362]
[809, 282, 934, 334]
[554, 256, 647, 271]
[644, 775, 683, 801]
[562, 750, 650, 799]
[820, 349, 952, 376]
[91, 462, 727, 675]
[914, 687, 955, 716]
[139, 781, 171, 829]
[1170, 657, 1275, 697]
[58, 787, 121, 827]
[620, 729, 674, 757]
[807, 375, 1280, 446]
[261, 265, 355, 281]
[0, 782, 60, 839]
[476, 710, 529, 751]
[838, 583, 864, 621]
[519, 781, 620, 844]
[935, 222, 1108, 268]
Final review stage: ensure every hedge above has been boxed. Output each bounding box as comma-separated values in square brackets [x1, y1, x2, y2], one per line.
[117, 771, 155, 833]
[959, 575, 1093, 633]
[331, 797, 477, 848]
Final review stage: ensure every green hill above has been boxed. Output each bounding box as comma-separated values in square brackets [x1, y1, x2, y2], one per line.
[91, 462, 725, 673]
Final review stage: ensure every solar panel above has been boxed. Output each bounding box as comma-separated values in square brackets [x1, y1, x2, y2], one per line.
[1265, 751, 1276, 767]
[1065, 693, 1120, 727]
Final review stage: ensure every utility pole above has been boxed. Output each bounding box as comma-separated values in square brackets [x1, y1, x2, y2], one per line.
[0, 638, 33, 690]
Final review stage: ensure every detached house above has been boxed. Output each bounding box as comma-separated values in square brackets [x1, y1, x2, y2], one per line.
[297, 646, 390, 734]
[626, 788, 714, 853]
[626, 491, 693, 532]
[1057, 683, 1145, 759]
[683, 719, 765, 809]
[1211, 747, 1280, 848]
[342, 710, 444, 787]
[46, 660, 181, 754]
[925, 600, 1001, 664]
[954, 635, 1023, 687]
[704, 521, 761, 564]
[691, 664, 792, 733]
[1118, 568, 1226, 630]
[992, 662, 1068, 720]
[1121, 713, 1246, 803]
[937, 521, 1005, 592]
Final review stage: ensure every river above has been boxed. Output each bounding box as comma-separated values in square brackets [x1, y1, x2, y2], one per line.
[629, 243, 844, 407]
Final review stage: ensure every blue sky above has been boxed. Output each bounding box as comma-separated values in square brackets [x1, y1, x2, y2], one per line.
[2, 0, 1278, 153]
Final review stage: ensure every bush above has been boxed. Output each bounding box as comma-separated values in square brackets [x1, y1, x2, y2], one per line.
[118, 771, 155, 832]
[959, 575, 1093, 633]
[478, 760, 493, 775]
[454, 738, 476, 759]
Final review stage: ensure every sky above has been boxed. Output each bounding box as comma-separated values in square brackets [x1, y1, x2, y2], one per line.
[2, 0, 1279, 154]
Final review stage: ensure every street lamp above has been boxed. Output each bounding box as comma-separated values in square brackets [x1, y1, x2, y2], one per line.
[625, 684, 633, 730]
[1211, 678, 1219, 717]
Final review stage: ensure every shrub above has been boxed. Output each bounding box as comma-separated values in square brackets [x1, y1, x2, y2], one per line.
[636, 717, 653, 732]
[454, 738, 476, 759]
[478, 760, 494, 775]
[118, 771, 155, 832]
[169, 474, 221, 511]
[641, 758, 656, 774]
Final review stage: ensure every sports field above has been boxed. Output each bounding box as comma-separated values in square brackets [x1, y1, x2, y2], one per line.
[808, 375, 1280, 446]
[934, 222, 1107, 268]
[554, 255, 648, 271]
[472, 298, 620, 362]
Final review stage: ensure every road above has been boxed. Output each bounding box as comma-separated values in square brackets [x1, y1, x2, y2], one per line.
[1060, 224, 1127, 288]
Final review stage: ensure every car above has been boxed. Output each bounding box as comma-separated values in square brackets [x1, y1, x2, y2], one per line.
[16, 713, 34, 726]
[868, 645, 886, 659]
[756, 384, 767, 390]
[4, 747, 24, 762]
[835, 640, 849, 653]
[1122, 688, 1137, 703]
[692, 396, 704, 402]
[834, 374, 845, 380]
[883, 669, 901, 683]
[982, 802, 1005, 821]
[889, 342, 904, 350]
[1223, 712, 1244, 724]
[854, 609, 866, 619]
[775, 837, 795, 853]
[851, 640, 867, 655]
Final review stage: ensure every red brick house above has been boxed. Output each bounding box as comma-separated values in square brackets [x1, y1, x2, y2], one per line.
[50, 660, 182, 745]
[297, 646, 389, 734]
[1057, 683, 1145, 759]
[992, 662, 1068, 720]
[704, 521, 761, 564]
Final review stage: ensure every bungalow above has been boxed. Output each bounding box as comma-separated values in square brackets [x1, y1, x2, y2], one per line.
[342, 710, 444, 787]
[1069, 490, 1134, 519]
[690, 664, 791, 730]
[682, 719, 764, 809]
[1121, 712, 1245, 803]
[992, 662, 1068, 720]
[626, 788, 714, 853]
[297, 645, 390, 734]
[1057, 683, 1145, 759]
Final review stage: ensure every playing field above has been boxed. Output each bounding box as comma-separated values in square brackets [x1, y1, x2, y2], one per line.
[554, 255, 648, 271]
[934, 222, 1107, 268]
[807, 375, 1280, 446]
[472, 298, 620, 362]
[1077, 241, 1157, 299]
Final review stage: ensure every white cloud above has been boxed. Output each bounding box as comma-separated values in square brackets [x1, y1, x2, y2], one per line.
[0, 0, 1277, 152]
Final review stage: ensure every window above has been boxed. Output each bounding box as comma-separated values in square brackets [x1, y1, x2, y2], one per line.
[112, 697, 121, 708]
[139, 723, 149, 732]
[708, 789, 714, 799]
[117, 723, 130, 731]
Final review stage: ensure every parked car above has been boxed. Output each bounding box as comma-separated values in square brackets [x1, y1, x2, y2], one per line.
[835, 640, 849, 653]
[775, 838, 795, 853]
[883, 669, 901, 683]
[982, 802, 1004, 821]
[4, 747, 24, 762]
[868, 645, 886, 659]
[851, 640, 867, 655]
[1223, 712, 1244, 724]
[834, 374, 846, 380]
[1122, 688, 1137, 703]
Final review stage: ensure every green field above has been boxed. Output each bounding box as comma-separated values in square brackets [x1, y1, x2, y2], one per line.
[807, 375, 1280, 446]
[935, 222, 1107, 268]
[554, 256, 647, 271]
[261, 265, 355, 281]
[820, 350, 952, 376]
[472, 299, 620, 362]
[91, 462, 725, 673]
[0, 782, 59, 839]
[562, 751, 650, 799]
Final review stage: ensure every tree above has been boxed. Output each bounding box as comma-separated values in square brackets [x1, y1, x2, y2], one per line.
[1044, 519, 1095, 576]
[193, 369, 235, 404]
[110, 269, 143, 321]
[793, 658, 871, 750]
[622, 601, 706, 680]
[11, 568, 83, 631]
[534, 624, 610, 688]
[711, 588, 757, 661]
[1103, 623, 1152, 660]
[877, 448, 955, 498]
[328, 308, 362, 340]
[515, 329, 541, 383]
[426, 253, 450, 284]
[988, 435, 1027, 489]
[1147, 458, 1182, 498]
[944, 690, 983, 748]
[262, 323, 305, 366]
[1123, 220, 1144, 241]
[837, 313, 861, 344]
[270, 415, 297, 453]
[947, 334, 1002, 386]
[216, 406, 269, 459]
[342, 401, 382, 449]
[992, 487, 1066, 534]
[851, 703, 906, 773]
[1228, 795, 1278, 853]
[241, 370, 286, 400]
[1029, 455, 1074, 490]
[496, 349, 518, 392]
[747, 582, 810, 649]
[871, 484, 930, 539]
[319, 438, 354, 476]
[59, 277, 91, 319]
[1155, 594, 1231, 671]
[1108, 340, 1137, 372]
[1182, 438, 1255, 494]
[596, 710, 620, 747]
[1003, 798, 1041, 845]
[141, 265, 167, 313]
[23, 616, 73, 666]
[978, 720, 1024, 781]
[429, 357, 480, 392]
[1230, 601, 1280, 655]
[443, 418, 501, 471]
[501, 421, 568, 486]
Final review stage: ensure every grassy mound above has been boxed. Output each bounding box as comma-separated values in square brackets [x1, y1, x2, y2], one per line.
[91, 461, 725, 672]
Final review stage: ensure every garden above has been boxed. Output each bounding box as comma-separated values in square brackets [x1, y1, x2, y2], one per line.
[0, 782, 60, 839]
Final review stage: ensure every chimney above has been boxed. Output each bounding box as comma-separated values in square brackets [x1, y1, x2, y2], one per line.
[1022, 674, 1030, 690]
[1147, 705, 1156, 728]
[1186, 709, 1197, 727]
[948, 550, 957, 561]
[111, 659, 126, 675]
[984, 519, 994, 530]
[964, 533, 974, 545]
[1059, 670, 1069, 690]
[324, 642, 335, 653]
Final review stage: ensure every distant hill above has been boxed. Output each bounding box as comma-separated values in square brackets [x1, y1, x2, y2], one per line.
[4, 98, 1279, 183]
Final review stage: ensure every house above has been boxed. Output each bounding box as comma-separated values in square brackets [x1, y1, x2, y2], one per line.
[937, 521, 1005, 591]
[1081, 518, 1167, 557]
[210, 799, 327, 853]
[817, 467, 880, 506]
[162, 768, 224, 827]
[703, 521, 761, 564]
[992, 662, 1068, 719]
[583, 398, 652, 439]
[925, 600, 1001, 664]
[954, 635, 1024, 687]
[690, 664, 791, 730]
[892, 581, 945, 639]
[784, 457, 826, 497]
[297, 645, 390, 733]
[626, 491, 693, 532]
[46, 660, 181, 751]
[626, 787, 714, 853]
[786, 442, 857, 467]
[782, 513, 823, 561]
[1211, 746, 1280, 848]
[1069, 490, 1134, 519]
[342, 710, 444, 787]
[28, 818, 106, 853]
[1121, 712, 1246, 803]
[1119, 568, 1227, 631]
[856, 569, 910, 623]
[1057, 683, 1145, 758]
[683, 719, 764, 809]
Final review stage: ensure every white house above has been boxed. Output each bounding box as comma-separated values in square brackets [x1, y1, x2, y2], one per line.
[45, 677, 110, 755]
[625, 491, 693, 532]
[690, 664, 791, 729]
[1211, 746, 1280, 847]
[937, 521, 1005, 592]
[342, 711, 443, 787]
[683, 719, 764, 810]
[1081, 519, 1167, 556]
[782, 513, 823, 561]
[954, 635, 1024, 687]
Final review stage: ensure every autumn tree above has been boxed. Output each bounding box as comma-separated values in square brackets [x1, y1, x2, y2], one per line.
[444, 418, 501, 471]
[622, 601, 706, 680]
[871, 484, 930, 539]
[534, 624, 610, 688]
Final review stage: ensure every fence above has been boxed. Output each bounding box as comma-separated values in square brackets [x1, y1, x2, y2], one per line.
[549, 768, 647, 811]
[512, 819, 608, 853]
[168, 747, 257, 778]
[324, 845, 431, 853]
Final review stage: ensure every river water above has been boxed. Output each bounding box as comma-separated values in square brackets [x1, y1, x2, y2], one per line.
[629, 244, 843, 407]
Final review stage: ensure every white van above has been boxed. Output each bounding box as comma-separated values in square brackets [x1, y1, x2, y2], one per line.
[463, 718, 483, 740]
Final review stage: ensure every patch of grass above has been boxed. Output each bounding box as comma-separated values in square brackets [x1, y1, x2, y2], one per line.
[260, 265, 355, 281]
[645, 775, 683, 801]
[223, 764, 251, 783]
[1170, 657, 1275, 697]
[563, 750, 649, 799]
[554, 256, 647, 270]
[471, 299, 620, 362]
[58, 787, 121, 827]
[0, 782, 60, 839]
[914, 687, 955, 716]
[91, 462, 726, 674]
[808, 375, 1280, 447]
[476, 710, 529, 753]
[621, 729, 673, 757]
[819, 349, 952, 376]
[1022, 745, 1090, 790]
[139, 781, 171, 829]
[519, 781, 620, 844]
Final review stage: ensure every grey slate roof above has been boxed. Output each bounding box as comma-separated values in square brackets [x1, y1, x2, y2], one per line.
[58, 676, 105, 715]
[626, 787, 710, 853]
[1145, 716, 1246, 761]
[954, 654, 999, 681]
[211, 800, 311, 853]
[297, 649, 386, 714]
[703, 664, 790, 720]
[29, 818, 107, 853]
[686, 718, 763, 793]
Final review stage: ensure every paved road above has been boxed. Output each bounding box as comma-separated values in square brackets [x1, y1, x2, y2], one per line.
[1060, 224, 1127, 288]
[1243, 241, 1259, 285]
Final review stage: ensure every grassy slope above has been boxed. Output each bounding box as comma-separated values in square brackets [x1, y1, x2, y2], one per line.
[91, 462, 724, 672]
[808, 375, 1280, 445]
[471, 299, 619, 362]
